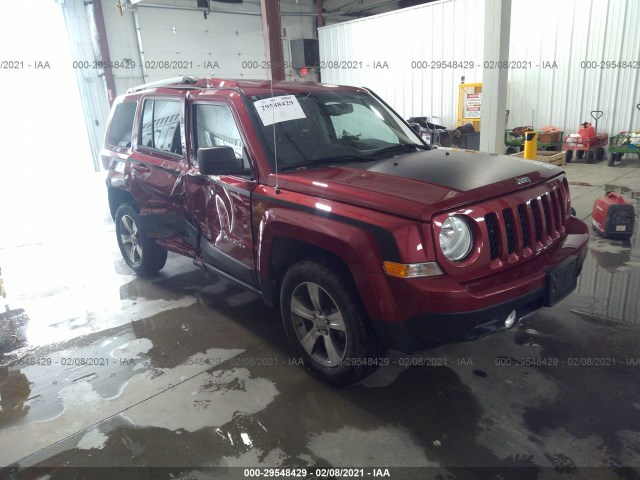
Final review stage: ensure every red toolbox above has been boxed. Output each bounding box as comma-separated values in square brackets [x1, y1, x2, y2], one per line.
[592, 192, 635, 239]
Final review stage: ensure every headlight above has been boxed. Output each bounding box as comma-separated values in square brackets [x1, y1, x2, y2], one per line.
[439, 215, 473, 261]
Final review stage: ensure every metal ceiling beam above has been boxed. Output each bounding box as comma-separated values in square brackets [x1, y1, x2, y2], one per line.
[133, 2, 327, 16]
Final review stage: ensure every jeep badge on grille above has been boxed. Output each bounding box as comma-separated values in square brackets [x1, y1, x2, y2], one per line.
[516, 176, 532, 185]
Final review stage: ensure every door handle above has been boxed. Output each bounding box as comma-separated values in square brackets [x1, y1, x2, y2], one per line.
[132, 163, 150, 173]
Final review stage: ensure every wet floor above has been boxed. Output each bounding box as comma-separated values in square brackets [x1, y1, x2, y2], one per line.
[0, 159, 639, 479]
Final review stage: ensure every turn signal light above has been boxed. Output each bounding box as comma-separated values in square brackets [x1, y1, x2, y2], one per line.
[383, 261, 443, 278]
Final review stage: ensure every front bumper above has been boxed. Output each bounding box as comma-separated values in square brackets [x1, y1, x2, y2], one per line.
[371, 286, 546, 352]
[360, 218, 589, 352]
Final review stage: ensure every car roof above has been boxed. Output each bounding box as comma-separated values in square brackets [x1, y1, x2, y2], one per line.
[125, 76, 364, 98]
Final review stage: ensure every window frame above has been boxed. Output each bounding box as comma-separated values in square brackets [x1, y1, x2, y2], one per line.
[191, 100, 254, 178]
[106, 100, 137, 150]
[135, 96, 185, 162]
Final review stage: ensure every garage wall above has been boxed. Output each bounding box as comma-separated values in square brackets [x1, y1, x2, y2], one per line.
[508, 0, 640, 136]
[318, 0, 484, 129]
[319, 0, 640, 136]
[102, 1, 318, 95]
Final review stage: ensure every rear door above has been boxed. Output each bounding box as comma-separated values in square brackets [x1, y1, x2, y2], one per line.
[186, 99, 258, 287]
[127, 95, 198, 253]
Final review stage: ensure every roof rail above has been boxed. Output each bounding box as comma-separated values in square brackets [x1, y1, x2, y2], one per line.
[126, 76, 200, 93]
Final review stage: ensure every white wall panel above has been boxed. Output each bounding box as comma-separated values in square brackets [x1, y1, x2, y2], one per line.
[508, 0, 640, 135]
[102, 0, 317, 95]
[319, 0, 484, 129]
[101, 3, 145, 94]
[320, 0, 640, 136]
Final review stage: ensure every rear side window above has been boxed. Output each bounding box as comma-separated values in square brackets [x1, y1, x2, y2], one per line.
[139, 99, 182, 155]
[107, 101, 137, 148]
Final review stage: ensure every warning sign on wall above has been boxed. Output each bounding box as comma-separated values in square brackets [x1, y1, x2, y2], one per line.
[464, 92, 482, 119]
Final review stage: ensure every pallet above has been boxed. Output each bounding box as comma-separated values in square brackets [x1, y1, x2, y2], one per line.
[511, 150, 565, 166]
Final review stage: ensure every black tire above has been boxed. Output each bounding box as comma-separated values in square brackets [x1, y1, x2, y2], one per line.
[586, 150, 595, 164]
[576, 150, 585, 160]
[505, 146, 518, 155]
[565, 149, 573, 163]
[596, 147, 606, 161]
[115, 203, 167, 275]
[608, 153, 616, 166]
[280, 259, 383, 386]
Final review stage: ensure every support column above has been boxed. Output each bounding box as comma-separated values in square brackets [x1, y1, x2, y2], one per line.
[260, 0, 285, 81]
[316, 0, 324, 28]
[92, 0, 117, 105]
[479, 0, 511, 154]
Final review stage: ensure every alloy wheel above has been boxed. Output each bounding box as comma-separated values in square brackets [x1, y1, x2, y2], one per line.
[290, 282, 347, 368]
[119, 214, 143, 265]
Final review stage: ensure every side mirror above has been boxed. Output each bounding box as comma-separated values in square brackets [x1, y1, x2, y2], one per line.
[197, 147, 244, 175]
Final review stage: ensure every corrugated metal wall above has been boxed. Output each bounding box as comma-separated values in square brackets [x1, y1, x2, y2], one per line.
[319, 0, 484, 130]
[319, 0, 640, 136]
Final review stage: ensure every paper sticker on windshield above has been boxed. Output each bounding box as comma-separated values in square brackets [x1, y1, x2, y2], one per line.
[254, 95, 306, 126]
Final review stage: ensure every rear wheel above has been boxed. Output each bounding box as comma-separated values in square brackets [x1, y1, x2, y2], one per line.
[596, 147, 606, 161]
[280, 259, 383, 386]
[576, 150, 585, 160]
[608, 153, 616, 166]
[115, 203, 167, 275]
[505, 146, 518, 155]
[586, 150, 595, 164]
[565, 149, 573, 163]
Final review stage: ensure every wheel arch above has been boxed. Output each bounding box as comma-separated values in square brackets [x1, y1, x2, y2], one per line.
[257, 218, 385, 325]
[108, 187, 137, 220]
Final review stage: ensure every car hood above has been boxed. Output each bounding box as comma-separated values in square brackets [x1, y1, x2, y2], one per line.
[274, 148, 563, 221]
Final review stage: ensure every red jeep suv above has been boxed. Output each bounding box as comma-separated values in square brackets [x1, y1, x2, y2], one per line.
[103, 76, 589, 385]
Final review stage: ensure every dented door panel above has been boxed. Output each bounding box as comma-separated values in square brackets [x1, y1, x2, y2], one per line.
[186, 173, 257, 286]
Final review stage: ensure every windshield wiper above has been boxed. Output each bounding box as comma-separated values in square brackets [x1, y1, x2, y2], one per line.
[279, 155, 375, 172]
[371, 143, 430, 156]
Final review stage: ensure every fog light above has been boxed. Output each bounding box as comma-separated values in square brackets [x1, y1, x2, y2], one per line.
[504, 310, 517, 329]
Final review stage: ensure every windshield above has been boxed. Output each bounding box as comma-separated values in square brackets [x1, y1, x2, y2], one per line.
[246, 89, 425, 171]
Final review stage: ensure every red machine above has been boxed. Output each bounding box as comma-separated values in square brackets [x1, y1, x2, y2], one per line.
[592, 192, 635, 239]
[564, 110, 609, 163]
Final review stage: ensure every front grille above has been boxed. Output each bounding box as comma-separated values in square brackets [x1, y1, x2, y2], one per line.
[517, 204, 530, 248]
[502, 208, 516, 254]
[530, 200, 543, 242]
[485, 213, 501, 260]
[485, 182, 567, 262]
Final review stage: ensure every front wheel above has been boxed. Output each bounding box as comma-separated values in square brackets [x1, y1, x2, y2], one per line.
[608, 153, 616, 166]
[586, 150, 595, 164]
[280, 260, 383, 386]
[115, 203, 167, 275]
[596, 147, 606, 161]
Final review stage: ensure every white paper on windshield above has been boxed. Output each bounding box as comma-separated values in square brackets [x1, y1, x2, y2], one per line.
[253, 95, 306, 126]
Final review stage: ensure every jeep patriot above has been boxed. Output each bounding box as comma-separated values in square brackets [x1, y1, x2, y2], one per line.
[103, 76, 589, 385]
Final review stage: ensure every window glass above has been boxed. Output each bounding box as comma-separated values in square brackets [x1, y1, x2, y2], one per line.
[248, 91, 421, 170]
[140, 100, 153, 148]
[153, 100, 182, 154]
[195, 104, 244, 160]
[330, 103, 397, 143]
[108, 101, 136, 148]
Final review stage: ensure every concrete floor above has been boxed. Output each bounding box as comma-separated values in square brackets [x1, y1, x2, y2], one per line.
[0, 157, 639, 479]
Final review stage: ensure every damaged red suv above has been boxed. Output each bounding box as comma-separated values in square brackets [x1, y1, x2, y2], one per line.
[103, 76, 589, 385]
